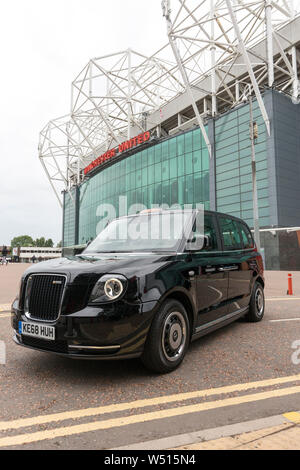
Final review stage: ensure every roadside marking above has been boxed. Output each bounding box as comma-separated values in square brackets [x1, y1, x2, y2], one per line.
[0, 304, 11, 312]
[1, 374, 300, 432]
[266, 298, 300, 301]
[284, 412, 300, 424]
[270, 318, 300, 323]
[1, 385, 300, 448]
[0, 314, 11, 319]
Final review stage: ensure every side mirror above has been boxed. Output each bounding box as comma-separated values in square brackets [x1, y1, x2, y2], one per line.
[186, 235, 211, 252]
[203, 235, 211, 249]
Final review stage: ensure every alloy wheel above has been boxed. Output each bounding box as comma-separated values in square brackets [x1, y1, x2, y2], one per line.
[162, 311, 187, 362]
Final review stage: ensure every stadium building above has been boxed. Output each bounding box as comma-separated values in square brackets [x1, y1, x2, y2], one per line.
[39, 1, 300, 270]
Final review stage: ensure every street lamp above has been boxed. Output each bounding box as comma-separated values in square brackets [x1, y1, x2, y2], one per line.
[244, 86, 261, 253]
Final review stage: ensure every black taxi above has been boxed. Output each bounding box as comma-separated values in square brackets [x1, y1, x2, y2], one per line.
[12, 210, 265, 373]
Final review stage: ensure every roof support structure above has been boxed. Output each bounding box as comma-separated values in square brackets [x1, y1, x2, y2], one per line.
[210, 0, 217, 117]
[225, 0, 271, 135]
[39, 0, 300, 206]
[266, 0, 275, 87]
[162, 0, 212, 157]
[291, 45, 299, 100]
[161, 0, 298, 142]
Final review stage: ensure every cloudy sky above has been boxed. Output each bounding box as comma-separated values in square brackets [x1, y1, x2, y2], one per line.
[0, 0, 166, 246]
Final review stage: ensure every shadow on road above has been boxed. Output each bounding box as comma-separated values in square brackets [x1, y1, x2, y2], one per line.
[14, 319, 247, 383]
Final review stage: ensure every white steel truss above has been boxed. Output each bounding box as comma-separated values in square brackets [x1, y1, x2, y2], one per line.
[71, 49, 184, 152]
[39, 115, 93, 207]
[39, 0, 300, 205]
[162, 0, 299, 134]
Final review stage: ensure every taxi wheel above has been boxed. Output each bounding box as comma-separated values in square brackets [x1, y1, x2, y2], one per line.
[141, 299, 190, 374]
[245, 282, 265, 323]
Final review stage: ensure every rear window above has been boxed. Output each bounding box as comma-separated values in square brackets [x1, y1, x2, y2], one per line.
[238, 222, 255, 249]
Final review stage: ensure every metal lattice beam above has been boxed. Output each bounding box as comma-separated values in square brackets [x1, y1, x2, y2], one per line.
[39, 0, 300, 205]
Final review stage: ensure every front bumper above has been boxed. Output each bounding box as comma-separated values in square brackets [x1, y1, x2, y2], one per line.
[13, 335, 142, 360]
[11, 300, 158, 360]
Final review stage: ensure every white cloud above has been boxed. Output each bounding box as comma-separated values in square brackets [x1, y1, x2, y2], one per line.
[0, 0, 166, 245]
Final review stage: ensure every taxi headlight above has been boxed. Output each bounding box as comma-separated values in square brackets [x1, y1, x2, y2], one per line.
[89, 275, 127, 303]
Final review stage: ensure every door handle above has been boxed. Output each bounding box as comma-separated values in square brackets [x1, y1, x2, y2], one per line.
[219, 266, 239, 272]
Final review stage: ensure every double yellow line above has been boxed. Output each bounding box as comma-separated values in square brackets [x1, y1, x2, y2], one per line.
[1, 374, 300, 448]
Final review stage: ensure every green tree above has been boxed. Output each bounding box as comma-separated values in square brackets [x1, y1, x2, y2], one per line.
[45, 239, 54, 248]
[11, 236, 34, 248]
[57, 241, 62, 248]
[35, 237, 46, 247]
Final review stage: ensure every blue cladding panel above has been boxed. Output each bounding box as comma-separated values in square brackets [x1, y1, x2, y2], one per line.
[215, 100, 270, 228]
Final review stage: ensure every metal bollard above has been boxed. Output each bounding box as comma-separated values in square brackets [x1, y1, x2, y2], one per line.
[287, 273, 293, 296]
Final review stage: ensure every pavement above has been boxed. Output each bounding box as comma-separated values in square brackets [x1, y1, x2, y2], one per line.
[116, 411, 300, 450]
[0, 263, 28, 304]
[0, 264, 300, 450]
[171, 416, 300, 450]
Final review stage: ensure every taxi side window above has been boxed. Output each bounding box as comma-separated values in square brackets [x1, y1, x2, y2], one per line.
[219, 217, 242, 251]
[194, 213, 219, 251]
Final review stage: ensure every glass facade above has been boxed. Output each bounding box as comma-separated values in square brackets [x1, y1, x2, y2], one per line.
[63, 100, 272, 248]
[77, 127, 210, 245]
[261, 230, 300, 271]
[63, 190, 77, 247]
[215, 100, 270, 228]
[61, 90, 300, 270]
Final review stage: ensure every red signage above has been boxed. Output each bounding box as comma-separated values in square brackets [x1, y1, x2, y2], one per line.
[84, 131, 151, 176]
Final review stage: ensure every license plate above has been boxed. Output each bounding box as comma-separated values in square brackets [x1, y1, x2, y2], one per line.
[19, 322, 56, 341]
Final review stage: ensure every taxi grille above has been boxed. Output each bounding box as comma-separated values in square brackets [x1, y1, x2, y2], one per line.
[26, 275, 66, 322]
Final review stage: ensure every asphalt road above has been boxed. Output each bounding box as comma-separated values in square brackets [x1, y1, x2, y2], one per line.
[0, 264, 300, 450]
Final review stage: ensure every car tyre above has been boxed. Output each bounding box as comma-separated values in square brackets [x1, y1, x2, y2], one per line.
[245, 282, 265, 323]
[141, 299, 190, 374]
